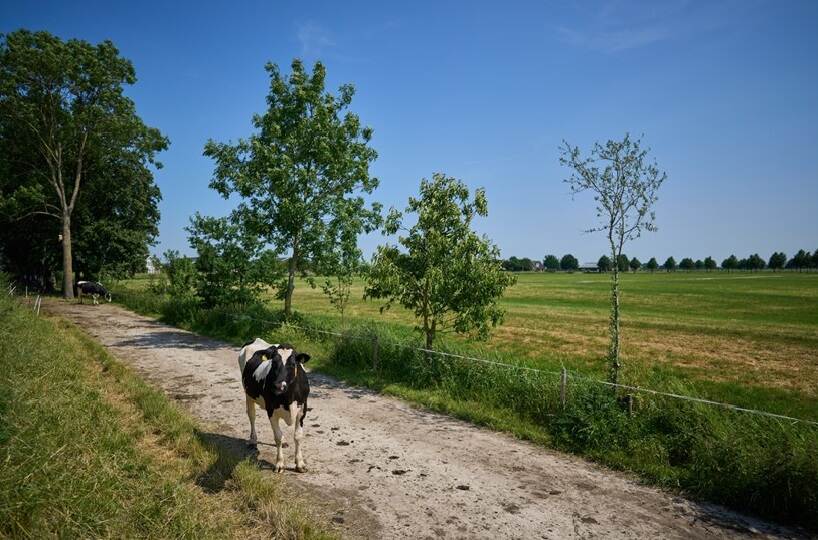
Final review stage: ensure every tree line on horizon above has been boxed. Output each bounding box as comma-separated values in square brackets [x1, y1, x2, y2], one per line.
[503, 249, 818, 273]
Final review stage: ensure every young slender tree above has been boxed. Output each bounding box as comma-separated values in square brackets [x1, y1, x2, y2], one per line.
[0, 30, 167, 297]
[561, 134, 666, 384]
[204, 59, 380, 318]
[365, 173, 515, 349]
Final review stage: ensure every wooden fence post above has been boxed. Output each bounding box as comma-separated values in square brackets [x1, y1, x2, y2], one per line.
[372, 335, 379, 371]
[560, 367, 567, 410]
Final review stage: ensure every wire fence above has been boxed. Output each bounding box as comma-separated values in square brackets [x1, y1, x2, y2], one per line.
[224, 312, 818, 428]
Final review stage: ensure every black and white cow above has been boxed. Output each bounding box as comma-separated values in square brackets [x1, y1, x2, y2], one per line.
[77, 281, 111, 305]
[239, 338, 311, 472]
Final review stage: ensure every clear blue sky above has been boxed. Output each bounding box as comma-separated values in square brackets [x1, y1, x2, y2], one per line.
[3, 0, 817, 263]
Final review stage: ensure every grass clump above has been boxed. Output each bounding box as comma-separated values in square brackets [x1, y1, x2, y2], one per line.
[0, 293, 332, 539]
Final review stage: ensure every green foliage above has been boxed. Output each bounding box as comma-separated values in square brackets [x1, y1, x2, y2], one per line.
[597, 255, 612, 272]
[663, 256, 677, 271]
[543, 254, 560, 271]
[186, 212, 282, 307]
[704, 256, 718, 271]
[629, 257, 641, 272]
[768, 252, 787, 271]
[560, 253, 579, 271]
[694, 259, 704, 270]
[0, 30, 167, 295]
[646, 257, 659, 271]
[503, 256, 534, 272]
[679, 257, 695, 270]
[203, 59, 380, 317]
[722, 254, 738, 272]
[616, 253, 630, 272]
[365, 173, 515, 348]
[747, 253, 766, 271]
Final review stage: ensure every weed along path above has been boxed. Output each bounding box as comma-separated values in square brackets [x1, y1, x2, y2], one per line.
[45, 299, 802, 540]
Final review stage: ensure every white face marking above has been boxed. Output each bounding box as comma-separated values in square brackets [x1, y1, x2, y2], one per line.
[253, 358, 273, 382]
[278, 348, 293, 363]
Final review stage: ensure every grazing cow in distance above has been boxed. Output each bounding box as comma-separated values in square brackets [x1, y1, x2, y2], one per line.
[77, 281, 111, 305]
[239, 338, 311, 472]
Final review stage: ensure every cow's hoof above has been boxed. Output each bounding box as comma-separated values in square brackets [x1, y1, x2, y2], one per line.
[246, 440, 257, 447]
[295, 465, 307, 473]
[274, 462, 285, 473]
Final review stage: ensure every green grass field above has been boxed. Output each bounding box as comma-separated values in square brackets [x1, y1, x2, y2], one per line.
[112, 270, 818, 529]
[274, 271, 818, 420]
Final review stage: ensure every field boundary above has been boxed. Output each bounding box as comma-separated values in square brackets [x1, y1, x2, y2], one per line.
[230, 312, 818, 428]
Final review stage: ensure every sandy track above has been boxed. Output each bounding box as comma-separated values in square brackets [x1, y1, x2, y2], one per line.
[45, 299, 803, 539]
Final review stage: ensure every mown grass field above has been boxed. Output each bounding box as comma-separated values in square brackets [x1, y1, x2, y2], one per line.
[0, 292, 331, 539]
[277, 271, 818, 420]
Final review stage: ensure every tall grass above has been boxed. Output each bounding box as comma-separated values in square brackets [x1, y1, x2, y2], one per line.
[0, 292, 332, 539]
[113, 288, 818, 531]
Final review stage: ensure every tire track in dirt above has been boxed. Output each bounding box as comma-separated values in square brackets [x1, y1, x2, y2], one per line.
[46, 299, 805, 539]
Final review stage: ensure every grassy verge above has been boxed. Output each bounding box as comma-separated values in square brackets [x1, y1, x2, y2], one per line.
[112, 286, 818, 531]
[0, 293, 332, 539]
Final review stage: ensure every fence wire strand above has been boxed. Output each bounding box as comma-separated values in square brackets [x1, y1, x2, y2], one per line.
[224, 312, 818, 427]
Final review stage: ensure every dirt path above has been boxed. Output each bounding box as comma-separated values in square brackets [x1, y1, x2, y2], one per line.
[45, 299, 803, 539]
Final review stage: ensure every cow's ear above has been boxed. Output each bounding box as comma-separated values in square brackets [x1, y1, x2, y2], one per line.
[296, 352, 311, 364]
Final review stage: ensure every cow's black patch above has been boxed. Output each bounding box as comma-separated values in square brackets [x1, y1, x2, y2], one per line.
[241, 344, 311, 424]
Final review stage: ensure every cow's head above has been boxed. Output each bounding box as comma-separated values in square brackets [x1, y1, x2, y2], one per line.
[267, 344, 311, 395]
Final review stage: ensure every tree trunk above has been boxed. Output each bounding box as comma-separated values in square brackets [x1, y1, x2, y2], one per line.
[284, 243, 298, 318]
[61, 214, 75, 299]
[608, 254, 621, 385]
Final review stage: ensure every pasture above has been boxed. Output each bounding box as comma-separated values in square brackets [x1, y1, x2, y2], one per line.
[281, 271, 818, 420]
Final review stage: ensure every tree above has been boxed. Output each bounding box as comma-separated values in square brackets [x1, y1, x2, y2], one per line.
[629, 257, 641, 272]
[663, 256, 677, 271]
[768, 252, 786, 271]
[204, 59, 380, 318]
[813, 249, 818, 269]
[616, 253, 629, 272]
[597, 255, 612, 272]
[786, 249, 810, 272]
[747, 253, 765, 272]
[316, 213, 365, 325]
[722, 254, 738, 272]
[694, 259, 704, 270]
[365, 173, 515, 348]
[679, 257, 695, 271]
[560, 254, 579, 271]
[186, 212, 282, 307]
[543, 254, 560, 271]
[704, 256, 717, 272]
[646, 257, 659, 272]
[0, 30, 167, 297]
[561, 134, 666, 384]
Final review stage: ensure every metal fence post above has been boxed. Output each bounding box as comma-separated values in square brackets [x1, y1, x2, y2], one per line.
[372, 335, 379, 371]
[560, 367, 567, 410]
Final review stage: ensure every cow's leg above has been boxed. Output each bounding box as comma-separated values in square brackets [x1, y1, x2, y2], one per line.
[93, 294, 99, 305]
[78, 291, 82, 304]
[270, 411, 285, 472]
[292, 402, 306, 472]
[245, 394, 257, 446]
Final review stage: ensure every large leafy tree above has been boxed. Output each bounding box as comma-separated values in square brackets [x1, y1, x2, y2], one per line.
[663, 256, 677, 271]
[704, 256, 717, 271]
[646, 257, 659, 272]
[561, 134, 666, 384]
[204, 59, 380, 318]
[722, 254, 738, 272]
[186, 213, 282, 307]
[543, 254, 560, 271]
[679, 257, 695, 271]
[560, 254, 579, 271]
[597, 255, 612, 272]
[365, 173, 515, 349]
[768, 252, 786, 271]
[629, 257, 641, 272]
[0, 30, 167, 297]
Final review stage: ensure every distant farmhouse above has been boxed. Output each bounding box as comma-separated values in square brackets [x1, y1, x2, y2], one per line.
[532, 261, 544, 271]
[579, 262, 600, 273]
